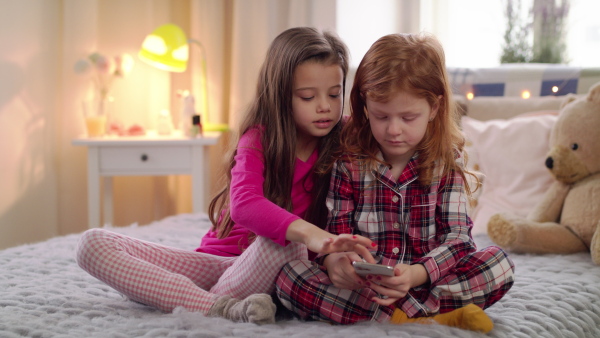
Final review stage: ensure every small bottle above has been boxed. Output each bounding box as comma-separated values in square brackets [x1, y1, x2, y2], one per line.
[157, 109, 173, 135]
[190, 114, 203, 137]
[179, 91, 196, 137]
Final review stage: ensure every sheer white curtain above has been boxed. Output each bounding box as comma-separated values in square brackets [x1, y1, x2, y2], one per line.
[420, 0, 505, 68]
[190, 0, 336, 129]
[337, 0, 420, 68]
[337, 0, 505, 68]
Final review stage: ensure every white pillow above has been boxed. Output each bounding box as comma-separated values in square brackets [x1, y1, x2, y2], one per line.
[461, 112, 558, 235]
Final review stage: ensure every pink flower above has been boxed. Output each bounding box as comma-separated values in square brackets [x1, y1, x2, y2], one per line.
[91, 53, 116, 75]
[74, 52, 134, 100]
[114, 54, 134, 77]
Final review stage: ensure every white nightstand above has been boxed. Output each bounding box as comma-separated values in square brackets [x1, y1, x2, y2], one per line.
[72, 132, 221, 228]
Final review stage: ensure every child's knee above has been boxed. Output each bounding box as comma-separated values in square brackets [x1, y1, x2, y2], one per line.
[76, 228, 110, 267]
[483, 246, 516, 277]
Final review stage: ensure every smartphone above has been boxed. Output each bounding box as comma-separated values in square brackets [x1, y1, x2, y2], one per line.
[352, 261, 394, 277]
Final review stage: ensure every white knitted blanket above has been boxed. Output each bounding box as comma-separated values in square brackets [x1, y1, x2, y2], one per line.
[1, 213, 599, 338]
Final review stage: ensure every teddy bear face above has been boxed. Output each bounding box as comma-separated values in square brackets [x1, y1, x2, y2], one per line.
[546, 95, 600, 184]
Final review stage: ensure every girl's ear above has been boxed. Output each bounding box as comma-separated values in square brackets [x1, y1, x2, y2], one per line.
[429, 95, 442, 121]
[364, 106, 369, 120]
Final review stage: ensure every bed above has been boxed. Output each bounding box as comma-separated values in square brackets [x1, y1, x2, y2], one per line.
[2, 65, 600, 337]
[1, 212, 599, 338]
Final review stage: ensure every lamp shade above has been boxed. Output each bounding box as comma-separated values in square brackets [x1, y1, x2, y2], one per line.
[138, 24, 188, 72]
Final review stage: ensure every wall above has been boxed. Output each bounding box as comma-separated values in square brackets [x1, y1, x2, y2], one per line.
[0, 0, 212, 250]
[0, 1, 61, 249]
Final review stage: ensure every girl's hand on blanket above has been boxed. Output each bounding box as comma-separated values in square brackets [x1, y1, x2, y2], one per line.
[286, 219, 376, 260]
[365, 263, 429, 307]
[323, 252, 365, 290]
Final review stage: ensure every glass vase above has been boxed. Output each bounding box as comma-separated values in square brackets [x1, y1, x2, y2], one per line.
[83, 95, 108, 137]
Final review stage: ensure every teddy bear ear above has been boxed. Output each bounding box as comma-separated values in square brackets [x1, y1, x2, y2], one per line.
[560, 93, 578, 109]
[587, 81, 600, 105]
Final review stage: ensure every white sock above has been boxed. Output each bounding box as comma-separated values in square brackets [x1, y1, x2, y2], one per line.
[207, 294, 276, 324]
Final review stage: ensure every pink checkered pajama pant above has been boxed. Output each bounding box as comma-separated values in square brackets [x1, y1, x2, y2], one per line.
[76, 228, 307, 314]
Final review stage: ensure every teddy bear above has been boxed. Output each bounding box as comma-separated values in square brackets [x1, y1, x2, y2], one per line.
[487, 82, 600, 265]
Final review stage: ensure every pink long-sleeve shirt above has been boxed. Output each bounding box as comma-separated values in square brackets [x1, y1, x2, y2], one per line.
[196, 127, 317, 257]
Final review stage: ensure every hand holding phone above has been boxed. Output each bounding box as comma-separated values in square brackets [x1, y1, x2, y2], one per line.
[352, 261, 394, 277]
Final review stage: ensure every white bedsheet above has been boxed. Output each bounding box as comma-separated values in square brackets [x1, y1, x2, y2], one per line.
[1, 213, 599, 338]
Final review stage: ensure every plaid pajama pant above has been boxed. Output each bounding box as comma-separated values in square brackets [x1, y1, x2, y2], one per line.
[275, 245, 514, 324]
[76, 228, 307, 314]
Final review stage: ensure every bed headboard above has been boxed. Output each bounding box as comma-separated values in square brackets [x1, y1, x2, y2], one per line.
[448, 63, 600, 98]
[449, 64, 600, 121]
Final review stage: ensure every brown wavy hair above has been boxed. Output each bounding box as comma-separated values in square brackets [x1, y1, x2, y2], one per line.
[209, 27, 350, 240]
[342, 33, 477, 194]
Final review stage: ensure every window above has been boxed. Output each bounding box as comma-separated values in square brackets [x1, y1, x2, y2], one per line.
[336, 0, 599, 68]
[567, 0, 600, 66]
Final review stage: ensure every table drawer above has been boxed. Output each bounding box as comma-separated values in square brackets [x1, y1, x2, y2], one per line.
[99, 146, 192, 173]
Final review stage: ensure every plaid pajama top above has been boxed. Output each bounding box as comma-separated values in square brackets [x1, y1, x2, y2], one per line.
[277, 151, 515, 320]
[323, 152, 476, 287]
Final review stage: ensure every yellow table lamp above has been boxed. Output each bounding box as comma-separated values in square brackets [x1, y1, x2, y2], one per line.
[139, 23, 189, 73]
[139, 23, 232, 133]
